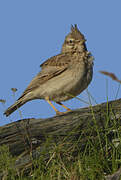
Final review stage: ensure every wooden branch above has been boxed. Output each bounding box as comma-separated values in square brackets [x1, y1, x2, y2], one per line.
[0, 98, 121, 178]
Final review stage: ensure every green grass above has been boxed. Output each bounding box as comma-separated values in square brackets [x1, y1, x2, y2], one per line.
[0, 112, 121, 180]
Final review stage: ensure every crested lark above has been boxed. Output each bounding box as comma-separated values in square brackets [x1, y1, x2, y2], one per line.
[4, 25, 94, 116]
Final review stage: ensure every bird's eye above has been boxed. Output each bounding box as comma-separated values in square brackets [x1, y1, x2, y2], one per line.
[65, 39, 74, 45]
[69, 40, 73, 43]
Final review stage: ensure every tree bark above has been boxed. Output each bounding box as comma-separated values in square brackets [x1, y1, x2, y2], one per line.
[0, 98, 121, 178]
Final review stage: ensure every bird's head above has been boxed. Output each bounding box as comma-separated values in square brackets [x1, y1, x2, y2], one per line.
[61, 24, 87, 53]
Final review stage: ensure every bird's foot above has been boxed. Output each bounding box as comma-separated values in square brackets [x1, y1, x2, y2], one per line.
[56, 109, 71, 116]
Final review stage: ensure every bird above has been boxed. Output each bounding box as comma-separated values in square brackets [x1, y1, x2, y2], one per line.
[4, 24, 94, 117]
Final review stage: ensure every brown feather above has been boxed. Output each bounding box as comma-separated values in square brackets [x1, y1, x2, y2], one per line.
[19, 53, 73, 98]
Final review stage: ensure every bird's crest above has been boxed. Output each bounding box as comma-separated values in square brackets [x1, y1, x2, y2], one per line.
[68, 24, 85, 41]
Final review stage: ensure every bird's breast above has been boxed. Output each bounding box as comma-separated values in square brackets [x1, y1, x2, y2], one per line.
[35, 56, 93, 102]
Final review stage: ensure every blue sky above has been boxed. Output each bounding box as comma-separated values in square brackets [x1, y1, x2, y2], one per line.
[0, 0, 121, 126]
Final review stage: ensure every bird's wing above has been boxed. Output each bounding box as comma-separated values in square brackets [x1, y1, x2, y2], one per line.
[40, 53, 71, 69]
[20, 53, 72, 98]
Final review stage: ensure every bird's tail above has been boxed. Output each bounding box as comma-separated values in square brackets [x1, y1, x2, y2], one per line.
[4, 98, 26, 117]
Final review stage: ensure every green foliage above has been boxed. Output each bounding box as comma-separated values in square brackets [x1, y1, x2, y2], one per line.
[0, 145, 16, 179]
[0, 114, 121, 179]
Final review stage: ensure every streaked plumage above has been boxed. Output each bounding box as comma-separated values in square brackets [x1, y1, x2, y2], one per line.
[4, 25, 94, 116]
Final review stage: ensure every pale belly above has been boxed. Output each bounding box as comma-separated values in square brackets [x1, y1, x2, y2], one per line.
[34, 63, 93, 102]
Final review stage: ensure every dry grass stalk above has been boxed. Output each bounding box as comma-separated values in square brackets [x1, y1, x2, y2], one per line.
[100, 71, 121, 84]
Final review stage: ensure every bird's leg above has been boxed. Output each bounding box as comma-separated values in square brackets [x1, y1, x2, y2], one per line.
[45, 97, 61, 115]
[56, 102, 71, 112]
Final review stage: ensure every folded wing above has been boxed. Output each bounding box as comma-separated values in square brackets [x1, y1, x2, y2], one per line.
[19, 53, 72, 98]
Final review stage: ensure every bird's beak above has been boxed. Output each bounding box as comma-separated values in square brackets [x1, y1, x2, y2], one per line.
[81, 39, 86, 43]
